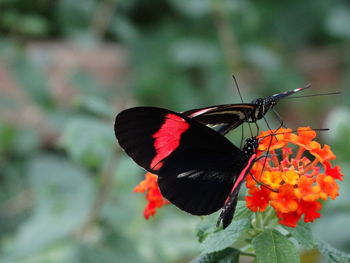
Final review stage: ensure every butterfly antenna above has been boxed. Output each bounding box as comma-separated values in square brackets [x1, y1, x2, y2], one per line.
[282, 91, 341, 100]
[257, 128, 329, 139]
[232, 75, 244, 103]
[240, 125, 244, 148]
[232, 75, 254, 137]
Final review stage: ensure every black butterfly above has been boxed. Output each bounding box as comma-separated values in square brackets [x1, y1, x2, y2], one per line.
[115, 107, 259, 228]
[183, 85, 310, 135]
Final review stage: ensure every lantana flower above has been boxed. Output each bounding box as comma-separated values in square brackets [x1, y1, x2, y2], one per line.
[245, 127, 343, 227]
[134, 127, 343, 227]
[133, 172, 169, 219]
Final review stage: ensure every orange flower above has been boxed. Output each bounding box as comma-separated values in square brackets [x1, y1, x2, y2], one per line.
[134, 172, 169, 219]
[298, 200, 322, 223]
[288, 127, 317, 150]
[294, 176, 320, 202]
[270, 184, 299, 213]
[323, 161, 343, 180]
[311, 144, 336, 163]
[245, 186, 270, 212]
[261, 170, 283, 189]
[258, 129, 291, 151]
[281, 169, 299, 186]
[246, 161, 264, 188]
[276, 211, 302, 228]
[317, 174, 339, 200]
[133, 127, 342, 227]
[246, 127, 342, 227]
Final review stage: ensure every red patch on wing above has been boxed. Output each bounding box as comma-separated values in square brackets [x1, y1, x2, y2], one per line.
[151, 114, 190, 170]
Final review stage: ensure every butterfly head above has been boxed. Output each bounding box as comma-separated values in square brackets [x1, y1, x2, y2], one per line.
[243, 137, 259, 158]
[251, 97, 277, 120]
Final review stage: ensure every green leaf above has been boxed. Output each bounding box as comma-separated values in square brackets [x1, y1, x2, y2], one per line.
[170, 39, 219, 68]
[5, 155, 95, 259]
[252, 229, 300, 263]
[317, 241, 350, 263]
[19, 14, 50, 36]
[285, 221, 315, 250]
[110, 15, 139, 43]
[0, 122, 16, 151]
[56, 0, 96, 36]
[243, 45, 281, 72]
[199, 218, 250, 254]
[70, 71, 104, 97]
[196, 214, 218, 243]
[191, 247, 240, 263]
[11, 59, 53, 109]
[234, 201, 253, 220]
[60, 116, 115, 168]
[77, 234, 146, 263]
[168, 0, 211, 18]
[326, 6, 350, 39]
[75, 95, 114, 118]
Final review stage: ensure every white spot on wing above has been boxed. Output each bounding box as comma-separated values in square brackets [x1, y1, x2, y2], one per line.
[177, 170, 203, 179]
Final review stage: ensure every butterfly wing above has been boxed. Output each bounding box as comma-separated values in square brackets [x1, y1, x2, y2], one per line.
[115, 107, 249, 215]
[217, 153, 257, 228]
[183, 104, 256, 135]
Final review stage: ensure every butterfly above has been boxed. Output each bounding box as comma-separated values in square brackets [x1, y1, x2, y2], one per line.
[115, 106, 260, 228]
[182, 85, 310, 135]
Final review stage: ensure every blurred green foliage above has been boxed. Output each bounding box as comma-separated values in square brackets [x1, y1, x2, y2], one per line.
[0, 0, 349, 262]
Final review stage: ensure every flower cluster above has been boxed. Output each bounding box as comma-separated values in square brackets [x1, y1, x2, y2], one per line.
[245, 127, 343, 227]
[133, 172, 169, 219]
[133, 127, 343, 227]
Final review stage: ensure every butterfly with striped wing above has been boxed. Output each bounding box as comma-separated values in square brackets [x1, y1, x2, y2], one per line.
[182, 85, 310, 135]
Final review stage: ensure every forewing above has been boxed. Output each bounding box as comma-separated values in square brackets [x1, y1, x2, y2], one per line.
[115, 107, 164, 172]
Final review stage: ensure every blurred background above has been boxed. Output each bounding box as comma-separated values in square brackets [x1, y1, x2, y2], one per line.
[0, 0, 349, 262]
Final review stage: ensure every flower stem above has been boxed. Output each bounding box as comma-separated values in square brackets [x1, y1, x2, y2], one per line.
[256, 212, 265, 230]
[304, 158, 319, 173]
[296, 147, 305, 160]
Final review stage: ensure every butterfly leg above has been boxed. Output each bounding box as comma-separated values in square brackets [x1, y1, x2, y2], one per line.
[272, 109, 287, 129]
[240, 125, 244, 148]
[245, 120, 257, 137]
